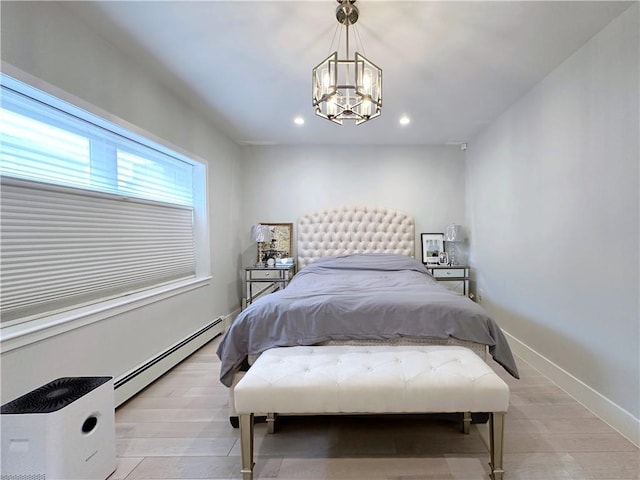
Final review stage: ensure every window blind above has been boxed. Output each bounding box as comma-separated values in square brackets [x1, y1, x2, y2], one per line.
[0, 178, 195, 324]
[0, 74, 200, 327]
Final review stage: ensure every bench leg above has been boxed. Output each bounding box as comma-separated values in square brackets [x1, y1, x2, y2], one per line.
[239, 413, 255, 480]
[267, 412, 277, 434]
[462, 412, 471, 434]
[489, 412, 505, 480]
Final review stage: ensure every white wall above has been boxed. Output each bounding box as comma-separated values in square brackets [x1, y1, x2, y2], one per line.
[466, 4, 639, 443]
[239, 145, 466, 265]
[0, 2, 243, 402]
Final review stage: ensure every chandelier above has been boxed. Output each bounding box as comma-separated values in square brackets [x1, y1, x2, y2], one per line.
[312, 0, 382, 125]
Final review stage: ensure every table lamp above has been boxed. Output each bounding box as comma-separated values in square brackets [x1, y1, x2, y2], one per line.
[444, 223, 465, 265]
[251, 224, 272, 267]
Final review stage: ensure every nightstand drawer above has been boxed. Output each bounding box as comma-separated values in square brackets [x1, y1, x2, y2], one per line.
[432, 268, 467, 279]
[250, 270, 283, 280]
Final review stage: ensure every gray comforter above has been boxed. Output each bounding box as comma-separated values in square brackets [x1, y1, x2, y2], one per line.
[217, 254, 519, 386]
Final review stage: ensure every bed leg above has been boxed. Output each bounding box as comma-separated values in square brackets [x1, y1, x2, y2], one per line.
[489, 412, 505, 480]
[462, 412, 471, 434]
[239, 413, 255, 480]
[267, 412, 277, 434]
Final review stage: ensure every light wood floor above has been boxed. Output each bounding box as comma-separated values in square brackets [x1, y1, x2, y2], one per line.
[111, 335, 639, 479]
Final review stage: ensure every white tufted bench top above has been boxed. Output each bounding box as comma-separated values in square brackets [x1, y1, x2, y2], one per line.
[234, 345, 509, 415]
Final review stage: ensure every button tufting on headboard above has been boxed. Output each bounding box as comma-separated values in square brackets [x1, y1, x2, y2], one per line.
[297, 206, 415, 268]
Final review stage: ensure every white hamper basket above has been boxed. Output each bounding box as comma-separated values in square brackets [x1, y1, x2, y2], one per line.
[1, 376, 117, 480]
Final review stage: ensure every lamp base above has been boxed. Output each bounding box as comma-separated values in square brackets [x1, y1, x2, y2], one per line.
[257, 244, 264, 267]
[449, 243, 458, 266]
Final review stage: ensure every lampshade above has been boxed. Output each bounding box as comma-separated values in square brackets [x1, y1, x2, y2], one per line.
[444, 224, 465, 242]
[251, 225, 272, 243]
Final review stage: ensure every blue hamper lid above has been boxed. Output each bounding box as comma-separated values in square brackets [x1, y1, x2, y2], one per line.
[1, 376, 112, 414]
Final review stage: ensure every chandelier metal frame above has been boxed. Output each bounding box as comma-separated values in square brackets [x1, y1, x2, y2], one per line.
[312, 0, 382, 125]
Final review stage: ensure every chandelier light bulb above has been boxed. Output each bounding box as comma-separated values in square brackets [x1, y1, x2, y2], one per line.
[327, 95, 338, 116]
[362, 98, 371, 116]
[322, 69, 330, 94]
[363, 69, 372, 93]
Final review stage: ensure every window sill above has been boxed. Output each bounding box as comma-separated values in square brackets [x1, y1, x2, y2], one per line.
[0, 276, 212, 353]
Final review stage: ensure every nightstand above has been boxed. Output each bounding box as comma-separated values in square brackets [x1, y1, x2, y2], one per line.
[244, 263, 295, 307]
[425, 264, 470, 297]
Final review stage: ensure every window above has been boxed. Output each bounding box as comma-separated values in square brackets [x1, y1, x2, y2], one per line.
[1, 107, 91, 187]
[0, 74, 208, 327]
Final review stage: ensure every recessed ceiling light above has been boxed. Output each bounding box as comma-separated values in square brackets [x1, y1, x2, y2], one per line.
[294, 116, 305, 125]
[399, 116, 410, 126]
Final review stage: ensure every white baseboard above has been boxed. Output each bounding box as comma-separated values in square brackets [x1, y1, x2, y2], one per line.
[224, 307, 241, 332]
[504, 331, 639, 447]
[113, 316, 226, 406]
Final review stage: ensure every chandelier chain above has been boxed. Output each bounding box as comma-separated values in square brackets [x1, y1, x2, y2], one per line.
[328, 22, 341, 57]
[353, 24, 366, 57]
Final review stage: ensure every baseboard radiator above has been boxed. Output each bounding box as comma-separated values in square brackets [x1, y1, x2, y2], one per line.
[113, 317, 225, 406]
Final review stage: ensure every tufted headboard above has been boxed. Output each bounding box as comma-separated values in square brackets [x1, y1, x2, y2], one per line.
[296, 206, 415, 269]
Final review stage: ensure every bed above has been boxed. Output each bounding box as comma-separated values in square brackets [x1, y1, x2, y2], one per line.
[217, 205, 519, 422]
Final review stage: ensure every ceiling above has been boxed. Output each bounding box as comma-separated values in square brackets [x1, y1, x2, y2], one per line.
[62, 1, 631, 146]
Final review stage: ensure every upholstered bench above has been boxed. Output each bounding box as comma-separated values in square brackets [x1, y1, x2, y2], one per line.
[234, 345, 510, 480]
